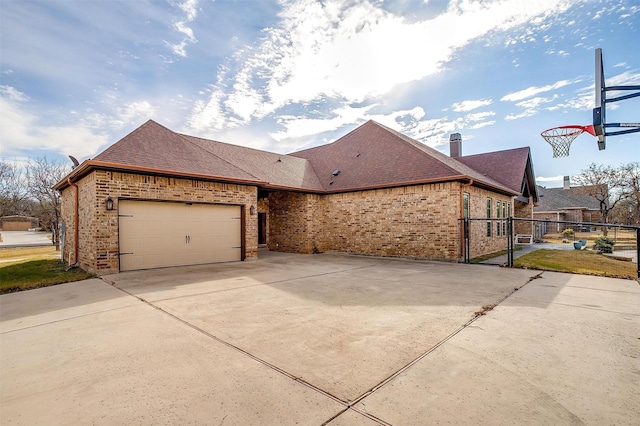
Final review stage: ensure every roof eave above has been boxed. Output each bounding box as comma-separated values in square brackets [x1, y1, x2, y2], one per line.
[320, 176, 519, 196]
[53, 160, 268, 190]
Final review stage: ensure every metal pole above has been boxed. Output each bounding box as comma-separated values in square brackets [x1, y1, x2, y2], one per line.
[508, 217, 514, 267]
[636, 228, 639, 279]
[464, 218, 470, 264]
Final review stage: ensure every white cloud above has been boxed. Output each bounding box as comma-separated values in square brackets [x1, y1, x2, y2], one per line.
[505, 111, 536, 121]
[0, 89, 109, 159]
[464, 111, 496, 122]
[0, 85, 29, 102]
[110, 101, 157, 129]
[452, 99, 493, 112]
[547, 70, 640, 114]
[167, 0, 199, 57]
[537, 175, 564, 182]
[501, 79, 577, 102]
[187, 0, 578, 133]
[270, 104, 378, 142]
[468, 120, 496, 129]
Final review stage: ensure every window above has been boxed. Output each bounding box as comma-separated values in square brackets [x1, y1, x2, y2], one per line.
[463, 193, 469, 218]
[486, 198, 492, 237]
[496, 200, 501, 236]
[503, 202, 507, 235]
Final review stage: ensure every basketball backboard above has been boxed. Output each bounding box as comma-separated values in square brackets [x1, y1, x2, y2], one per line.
[592, 47, 640, 150]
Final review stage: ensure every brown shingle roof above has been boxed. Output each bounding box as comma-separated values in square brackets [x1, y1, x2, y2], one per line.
[55, 119, 519, 197]
[534, 185, 602, 211]
[179, 134, 323, 191]
[456, 147, 538, 202]
[290, 120, 517, 194]
[94, 120, 260, 183]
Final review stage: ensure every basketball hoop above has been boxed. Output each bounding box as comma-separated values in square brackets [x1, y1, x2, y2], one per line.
[540, 125, 596, 158]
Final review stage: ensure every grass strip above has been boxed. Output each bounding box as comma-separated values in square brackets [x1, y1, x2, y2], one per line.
[513, 249, 637, 280]
[0, 259, 94, 294]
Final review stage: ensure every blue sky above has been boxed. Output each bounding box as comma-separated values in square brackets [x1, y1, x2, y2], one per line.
[1, 0, 638, 188]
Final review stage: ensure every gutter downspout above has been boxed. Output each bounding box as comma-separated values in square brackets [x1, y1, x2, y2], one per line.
[459, 179, 474, 259]
[67, 178, 79, 267]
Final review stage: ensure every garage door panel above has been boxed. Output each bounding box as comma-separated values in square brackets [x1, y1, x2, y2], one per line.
[119, 201, 242, 272]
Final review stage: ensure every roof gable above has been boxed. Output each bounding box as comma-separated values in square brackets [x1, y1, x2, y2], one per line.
[93, 120, 260, 182]
[456, 147, 539, 203]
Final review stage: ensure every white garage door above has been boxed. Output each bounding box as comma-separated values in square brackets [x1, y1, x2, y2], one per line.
[119, 200, 242, 272]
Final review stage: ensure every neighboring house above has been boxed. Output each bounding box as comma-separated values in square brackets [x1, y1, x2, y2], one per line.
[0, 215, 39, 231]
[53, 120, 536, 274]
[533, 176, 603, 232]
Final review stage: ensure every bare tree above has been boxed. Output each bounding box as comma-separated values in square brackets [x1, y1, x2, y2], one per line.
[615, 162, 640, 225]
[25, 158, 71, 250]
[573, 163, 632, 234]
[0, 160, 29, 217]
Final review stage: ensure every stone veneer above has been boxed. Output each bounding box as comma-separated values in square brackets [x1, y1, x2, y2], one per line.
[60, 170, 257, 274]
[268, 182, 513, 261]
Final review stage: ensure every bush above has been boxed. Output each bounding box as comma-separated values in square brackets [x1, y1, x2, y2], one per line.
[561, 228, 575, 238]
[594, 236, 615, 253]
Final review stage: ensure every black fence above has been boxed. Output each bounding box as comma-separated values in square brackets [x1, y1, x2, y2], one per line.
[461, 218, 640, 279]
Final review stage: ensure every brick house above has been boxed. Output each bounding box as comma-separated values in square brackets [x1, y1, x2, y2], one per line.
[533, 176, 603, 232]
[54, 120, 536, 274]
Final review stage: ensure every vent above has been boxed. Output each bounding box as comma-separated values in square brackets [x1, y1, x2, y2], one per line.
[332, 170, 340, 176]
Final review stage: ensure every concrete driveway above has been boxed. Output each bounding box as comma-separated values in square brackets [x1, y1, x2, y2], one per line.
[1, 251, 638, 425]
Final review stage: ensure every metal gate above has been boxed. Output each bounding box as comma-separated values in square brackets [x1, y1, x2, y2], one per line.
[461, 217, 639, 279]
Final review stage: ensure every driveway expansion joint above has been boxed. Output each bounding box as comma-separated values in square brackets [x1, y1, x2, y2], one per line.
[110, 280, 350, 408]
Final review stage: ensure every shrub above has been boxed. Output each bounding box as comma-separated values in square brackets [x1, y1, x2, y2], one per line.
[561, 228, 575, 238]
[594, 236, 615, 253]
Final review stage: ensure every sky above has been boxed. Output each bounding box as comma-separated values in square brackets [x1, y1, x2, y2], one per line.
[1, 0, 639, 188]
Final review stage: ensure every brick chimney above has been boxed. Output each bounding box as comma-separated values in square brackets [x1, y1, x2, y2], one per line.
[563, 176, 570, 189]
[450, 133, 462, 158]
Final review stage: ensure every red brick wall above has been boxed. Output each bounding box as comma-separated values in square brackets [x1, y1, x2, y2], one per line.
[267, 183, 512, 261]
[267, 191, 320, 253]
[60, 170, 258, 274]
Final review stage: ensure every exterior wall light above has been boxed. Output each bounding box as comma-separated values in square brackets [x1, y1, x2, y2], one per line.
[106, 197, 114, 211]
[249, 205, 257, 215]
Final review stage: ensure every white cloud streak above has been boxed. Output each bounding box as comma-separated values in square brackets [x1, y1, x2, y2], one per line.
[501, 79, 577, 102]
[167, 0, 199, 57]
[452, 99, 493, 112]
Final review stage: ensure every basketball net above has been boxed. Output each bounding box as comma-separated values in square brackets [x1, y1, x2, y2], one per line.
[540, 125, 596, 158]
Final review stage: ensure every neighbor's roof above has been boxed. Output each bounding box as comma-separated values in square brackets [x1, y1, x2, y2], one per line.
[534, 185, 602, 212]
[55, 119, 518, 196]
[456, 147, 539, 203]
[290, 120, 517, 194]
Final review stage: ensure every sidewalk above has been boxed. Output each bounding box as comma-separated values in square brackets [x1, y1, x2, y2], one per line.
[0, 231, 52, 248]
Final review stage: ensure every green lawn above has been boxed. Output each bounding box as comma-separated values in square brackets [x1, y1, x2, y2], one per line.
[513, 249, 637, 280]
[0, 258, 94, 294]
